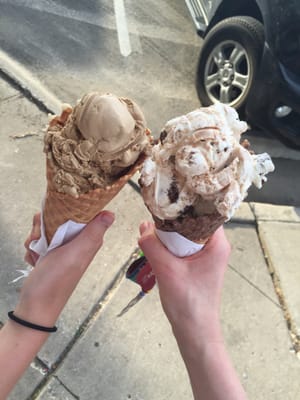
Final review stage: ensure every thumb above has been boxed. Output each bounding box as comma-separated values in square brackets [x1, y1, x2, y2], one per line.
[138, 221, 174, 272]
[202, 226, 231, 262]
[68, 211, 115, 263]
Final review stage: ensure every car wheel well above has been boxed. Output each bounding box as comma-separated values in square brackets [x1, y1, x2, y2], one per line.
[207, 0, 264, 33]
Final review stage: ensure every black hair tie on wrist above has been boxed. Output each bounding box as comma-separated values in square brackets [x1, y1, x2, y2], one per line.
[8, 311, 57, 333]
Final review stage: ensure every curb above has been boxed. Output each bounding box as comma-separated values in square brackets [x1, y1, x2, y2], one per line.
[0, 48, 62, 115]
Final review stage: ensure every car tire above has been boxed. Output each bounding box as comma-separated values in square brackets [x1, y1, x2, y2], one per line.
[196, 16, 264, 112]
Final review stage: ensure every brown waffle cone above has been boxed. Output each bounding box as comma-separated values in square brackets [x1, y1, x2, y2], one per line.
[43, 155, 145, 244]
[152, 210, 226, 244]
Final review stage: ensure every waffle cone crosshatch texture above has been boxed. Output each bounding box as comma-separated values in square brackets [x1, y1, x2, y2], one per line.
[43, 155, 145, 244]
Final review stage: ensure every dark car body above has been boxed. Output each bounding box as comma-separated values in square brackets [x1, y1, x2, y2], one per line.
[186, 0, 300, 148]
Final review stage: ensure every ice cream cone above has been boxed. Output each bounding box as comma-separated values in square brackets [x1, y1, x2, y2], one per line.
[43, 154, 145, 244]
[142, 198, 225, 257]
[41, 92, 152, 245]
[151, 210, 226, 244]
[139, 104, 274, 257]
[155, 215, 223, 257]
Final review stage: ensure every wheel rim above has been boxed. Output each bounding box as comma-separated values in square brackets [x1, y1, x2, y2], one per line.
[204, 40, 252, 107]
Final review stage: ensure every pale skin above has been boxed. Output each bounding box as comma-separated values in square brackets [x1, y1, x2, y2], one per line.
[0, 213, 246, 400]
[0, 211, 115, 399]
[138, 222, 247, 400]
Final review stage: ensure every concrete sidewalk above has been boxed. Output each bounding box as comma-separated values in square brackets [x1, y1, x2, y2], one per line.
[1, 79, 300, 400]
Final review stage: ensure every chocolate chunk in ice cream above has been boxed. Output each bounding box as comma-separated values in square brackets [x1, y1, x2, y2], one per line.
[140, 103, 275, 223]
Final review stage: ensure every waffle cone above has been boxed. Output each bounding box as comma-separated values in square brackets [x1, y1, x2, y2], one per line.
[43, 155, 145, 244]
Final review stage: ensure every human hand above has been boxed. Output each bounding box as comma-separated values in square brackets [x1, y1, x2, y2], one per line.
[15, 211, 115, 328]
[138, 224, 248, 400]
[24, 212, 42, 266]
[138, 222, 231, 342]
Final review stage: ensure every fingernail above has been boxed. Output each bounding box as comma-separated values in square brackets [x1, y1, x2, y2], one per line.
[99, 211, 115, 227]
[140, 221, 151, 235]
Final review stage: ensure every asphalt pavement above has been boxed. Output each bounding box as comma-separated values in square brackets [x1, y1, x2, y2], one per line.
[0, 67, 300, 400]
[0, 0, 200, 134]
[0, 0, 299, 207]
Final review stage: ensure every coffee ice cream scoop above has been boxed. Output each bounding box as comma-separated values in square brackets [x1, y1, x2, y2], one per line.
[140, 103, 275, 221]
[45, 92, 151, 197]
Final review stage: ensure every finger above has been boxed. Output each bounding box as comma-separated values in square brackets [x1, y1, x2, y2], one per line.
[24, 250, 34, 266]
[66, 211, 115, 263]
[24, 212, 42, 250]
[24, 249, 39, 266]
[30, 251, 40, 265]
[139, 220, 153, 235]
[204, 226, 231, 257]
[138, 221, 174, 271]
[32, 212, 41, 228]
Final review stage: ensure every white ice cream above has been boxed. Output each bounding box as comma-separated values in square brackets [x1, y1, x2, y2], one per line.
[140, 103, 275, 220]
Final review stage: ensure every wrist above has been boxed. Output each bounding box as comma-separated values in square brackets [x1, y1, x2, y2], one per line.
[8, 311, 57, 333]
[14, 303, 58, 329]
[172, 316, 223, 353]
[174, 323, 226, 377]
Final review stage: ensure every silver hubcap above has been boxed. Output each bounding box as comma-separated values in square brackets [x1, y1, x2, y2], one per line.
[204, 40, 251, 106]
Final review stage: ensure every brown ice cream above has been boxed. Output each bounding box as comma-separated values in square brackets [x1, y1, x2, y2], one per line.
[43, 92, 151, 243]
[45, 92, 150, 197]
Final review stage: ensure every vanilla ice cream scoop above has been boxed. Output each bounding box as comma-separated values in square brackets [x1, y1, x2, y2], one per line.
[140, 103, 275, 221]
[45, 92, 151, 196]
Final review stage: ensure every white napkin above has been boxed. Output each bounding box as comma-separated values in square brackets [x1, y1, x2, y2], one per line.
[30, 211, 86, 258]
[156, 229, 205, 257]
[11, 212, 86, 283]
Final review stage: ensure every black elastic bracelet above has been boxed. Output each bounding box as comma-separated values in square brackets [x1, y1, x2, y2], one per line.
[8, 311, 57, 333]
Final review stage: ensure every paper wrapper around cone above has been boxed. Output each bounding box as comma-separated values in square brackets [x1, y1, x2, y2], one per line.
[43, 155, 145, 244]
[151, 211, 226, 257]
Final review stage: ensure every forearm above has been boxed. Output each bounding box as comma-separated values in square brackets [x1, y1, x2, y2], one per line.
[174, 324, 247, 400]
[0, 320, 49, 398]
